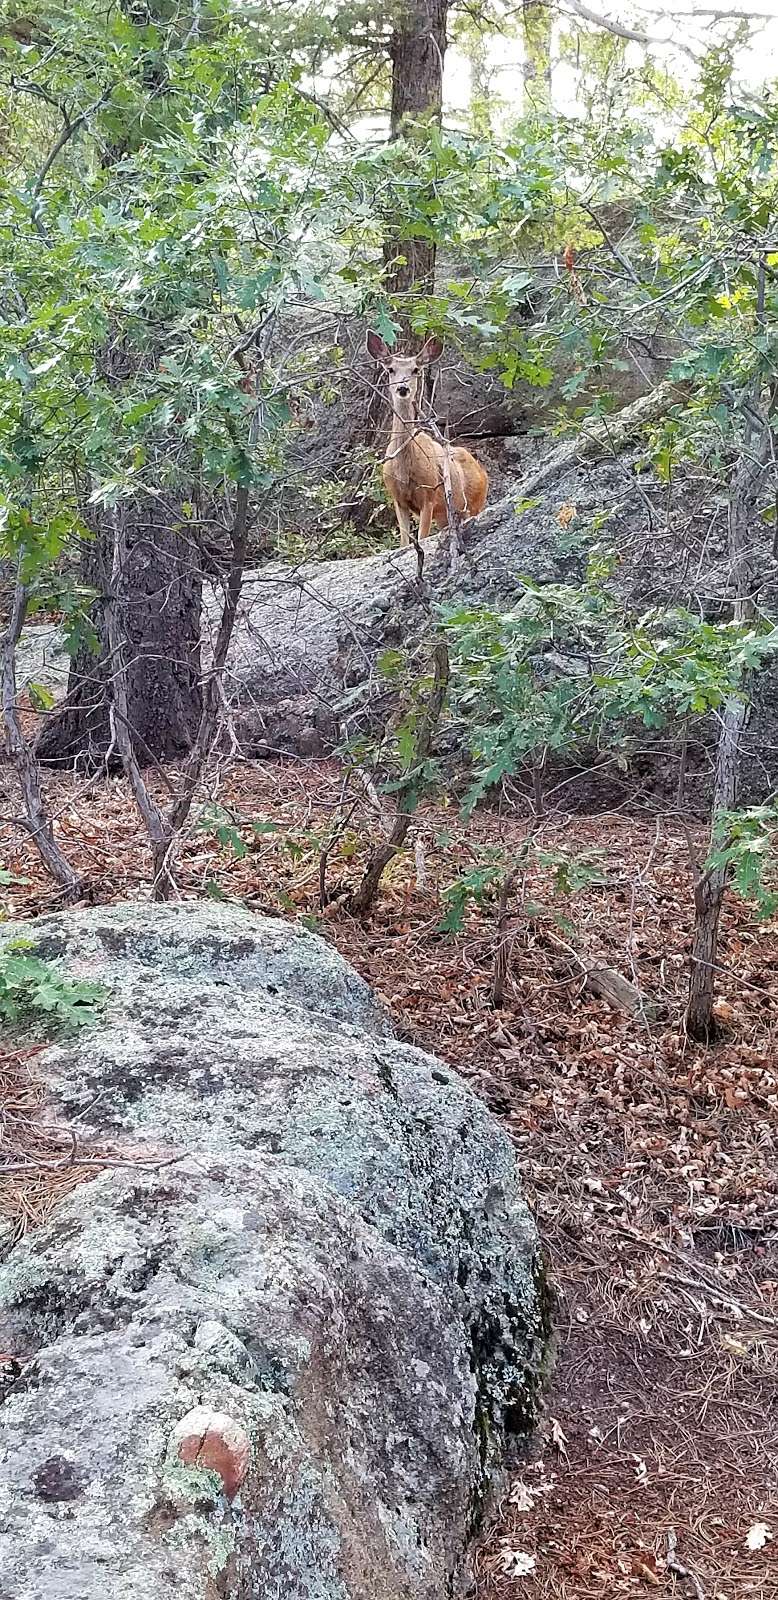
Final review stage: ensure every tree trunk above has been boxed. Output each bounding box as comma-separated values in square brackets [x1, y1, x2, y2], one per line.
[1, 574, 79, 891]
[685, 268, 769, 1042]
[384, 0, 448, 313]
[348, 639, 449, 916]
[35, 499, 202, 769]
[522, 0, 553, 114]
[685, 697, 746, 1043]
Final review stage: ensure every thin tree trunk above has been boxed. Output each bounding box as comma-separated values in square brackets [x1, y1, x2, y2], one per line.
[349, 639, 449, 915]
[103, 505, 176, 895]
[367, 0, 449, 443]
[685, 261, 769, 1042]
[466, 22, 493, 137]
[685, 697, 747, 1043]
[103, 400, 257, 898]
[1, 572, 79, 892]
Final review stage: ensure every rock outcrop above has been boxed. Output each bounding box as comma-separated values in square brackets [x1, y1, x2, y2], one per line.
[20, 428, 776, 798]
[0, 902, 549, 1600]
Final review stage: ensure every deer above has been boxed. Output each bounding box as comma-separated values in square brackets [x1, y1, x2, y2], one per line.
[366, 333, 488, 549]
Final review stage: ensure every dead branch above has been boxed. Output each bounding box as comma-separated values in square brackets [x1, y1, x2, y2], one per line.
[492, 867, 519, 1009]
[517, 379, 693, 501]
[30, 91, 113, 241]
[548, 931, 661, 1020]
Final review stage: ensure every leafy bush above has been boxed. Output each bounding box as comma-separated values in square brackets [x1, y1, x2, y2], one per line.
[439, 841, 606, 934]
[440, 581, 776, 812]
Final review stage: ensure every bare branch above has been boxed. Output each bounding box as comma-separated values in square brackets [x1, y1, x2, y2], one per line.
[556, 0, 701, 60]
[30, 92, 113, 241]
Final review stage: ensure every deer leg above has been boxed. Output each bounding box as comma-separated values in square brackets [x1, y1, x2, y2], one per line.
[394, 502, 412, 548]
[418, 501, 434, 541]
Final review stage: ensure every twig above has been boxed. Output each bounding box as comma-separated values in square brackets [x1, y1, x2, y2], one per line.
[30, 92, 113, 240]
[318, 795, 360, 908]
[0, 1150, 190, 1175]
[616, 1222, 778, 1328]
[348, 639, 449, 915]
[580, 200, 642, 286]
[666, 1529, 706, 1600]
[492, 867, 519, 1008]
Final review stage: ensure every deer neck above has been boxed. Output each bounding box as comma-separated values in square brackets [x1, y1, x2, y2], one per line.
[387, 404, 420, 482]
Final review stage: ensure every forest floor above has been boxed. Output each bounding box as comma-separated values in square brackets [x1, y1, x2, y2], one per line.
[1, 755, 777, 1600]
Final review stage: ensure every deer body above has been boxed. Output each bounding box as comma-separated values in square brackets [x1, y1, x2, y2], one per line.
[368, 334, 488, 548]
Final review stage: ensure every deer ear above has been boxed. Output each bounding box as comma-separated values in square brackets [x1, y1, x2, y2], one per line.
[419, 336, 443, 364]
[366, 331, 392, 364]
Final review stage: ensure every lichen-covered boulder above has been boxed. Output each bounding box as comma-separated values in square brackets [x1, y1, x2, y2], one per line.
[0, 903, 549, 1600]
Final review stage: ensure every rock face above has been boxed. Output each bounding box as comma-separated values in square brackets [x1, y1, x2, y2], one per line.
[0, 902, 549, 1600]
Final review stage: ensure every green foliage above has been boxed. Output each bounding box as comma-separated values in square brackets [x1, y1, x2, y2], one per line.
[0, 940, 107, 1034]
[441, 583, 776, 812]
[708, 803, 778, 917]
[0, 0, 396, 589]
[197, 805, 280, 859]
[439, 849, 506, 932]
[197, 805, 327, 867]
[439, 841, 606, 934]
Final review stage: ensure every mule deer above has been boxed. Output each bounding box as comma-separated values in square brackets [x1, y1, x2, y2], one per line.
[367, 333, 488, 548]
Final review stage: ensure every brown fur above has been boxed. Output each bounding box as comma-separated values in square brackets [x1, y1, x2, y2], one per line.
[367, 334, 489, 548]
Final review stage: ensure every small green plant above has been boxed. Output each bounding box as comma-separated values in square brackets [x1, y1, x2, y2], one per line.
[439, 841, 605, 935]
[0, 941, 107, 1035]
[440, 584, 776, 814]
[707, 802, 778, 917]
[197, 805, 280, 860]
[439, 848, 507, 932]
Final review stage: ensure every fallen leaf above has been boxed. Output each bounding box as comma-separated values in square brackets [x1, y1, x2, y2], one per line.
[509, 1481, 535, 1511]
[498, 1550, 537, 1578]
[633, 1556, 662, 1586]
[745, 1522, 772, 1552]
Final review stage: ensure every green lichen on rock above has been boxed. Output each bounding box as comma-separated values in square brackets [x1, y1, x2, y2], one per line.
[0, 902, 550, 1600]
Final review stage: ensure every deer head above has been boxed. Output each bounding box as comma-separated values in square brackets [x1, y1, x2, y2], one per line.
[366, 333, 443, 421]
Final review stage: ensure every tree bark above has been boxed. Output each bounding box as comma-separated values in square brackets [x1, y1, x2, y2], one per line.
[384, 0, 448, 313]
[35, 497, 202, 769]
[684, 697, 747, 1043]
[1, 574, 79, 892]
[685, 268, 770, 1042]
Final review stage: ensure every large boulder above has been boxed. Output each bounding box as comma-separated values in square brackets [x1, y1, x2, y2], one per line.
[0, 902, 549, 1600]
